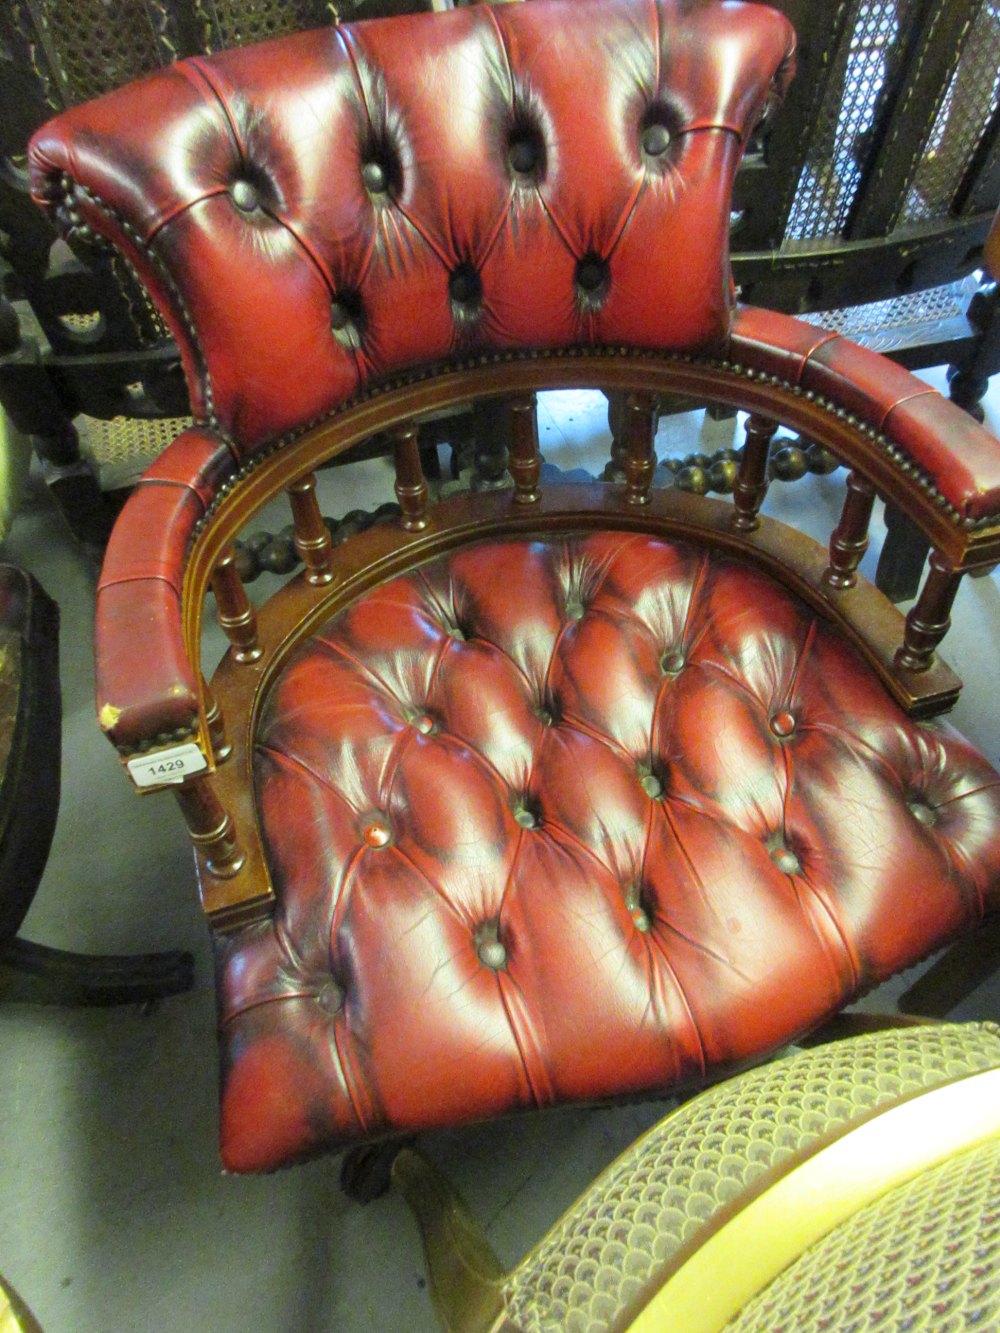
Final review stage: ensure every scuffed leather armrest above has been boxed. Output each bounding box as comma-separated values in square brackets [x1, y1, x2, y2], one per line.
[96, 426, 236, 758]
[729, 306, 1000, 532]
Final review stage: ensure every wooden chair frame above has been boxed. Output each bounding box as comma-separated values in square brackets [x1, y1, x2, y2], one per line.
[167, 347, 1000, 930]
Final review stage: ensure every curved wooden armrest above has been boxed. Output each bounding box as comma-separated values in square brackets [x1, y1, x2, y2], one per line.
[95, 425, 236, 758]
[730, 306, 1000, 539]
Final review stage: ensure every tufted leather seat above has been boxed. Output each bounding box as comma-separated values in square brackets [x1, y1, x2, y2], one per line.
[216, 532, 1000, 1170]
[26, 0, 1000, 1177]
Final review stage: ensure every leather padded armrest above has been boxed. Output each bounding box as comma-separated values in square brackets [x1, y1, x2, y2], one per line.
[95, 427, 235, 754]
[730, 306, 1000, 527]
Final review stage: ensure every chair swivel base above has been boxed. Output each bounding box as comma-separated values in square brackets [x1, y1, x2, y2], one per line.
[0, 934, 194, 1007]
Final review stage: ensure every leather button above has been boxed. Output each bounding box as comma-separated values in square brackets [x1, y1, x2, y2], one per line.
[316, 981, 344, 1013]
[508, 137, 539, 175]
[413, 713, 435, 735]
[535, 706, 554, 727]
[231, 179, 260, 212]
[449, 266, 482, 307]
[363, 818, 392, 848]
[565, 600, 585, 621]
[478, 937, 507, 970]
[640, 773, 663, 799]
[908, 800, 938, 827]
[362, 160, 388, 194]
[660, 650, 685, 675]
[576, 256, 608, 294]
[771, 711, 796, 738]
[771, 846, 801, 875]
[624, 883, 651, 932]
[445, 624, 466, 642]
[330, 300, 351, 331]
[641, 123, 672, 156]
[514, 804, 538, 830]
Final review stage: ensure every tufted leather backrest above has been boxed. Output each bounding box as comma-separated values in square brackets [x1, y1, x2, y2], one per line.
[29, 0, 795, 454]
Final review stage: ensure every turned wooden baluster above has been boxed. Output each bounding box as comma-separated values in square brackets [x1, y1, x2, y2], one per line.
[211, 547, 262, 662]
[623, 392, 657, 506]
[509, 393, 541, 504]
[392, 424, 429, 531]
[895, 551, 964, 673]
[202, 676, 232, 763]
[288, 472, 334, 585]
[174, 777, 244, 878]
[824, 471, 876, 590]
[732, 414, 777, 531]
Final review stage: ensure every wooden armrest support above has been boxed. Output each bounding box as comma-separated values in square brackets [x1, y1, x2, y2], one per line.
[95, 426, 236, 756]
[730, 306, 1000, 538]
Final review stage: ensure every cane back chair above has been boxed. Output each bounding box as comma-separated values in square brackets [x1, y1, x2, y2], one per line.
[27, 0, 1000, 1175]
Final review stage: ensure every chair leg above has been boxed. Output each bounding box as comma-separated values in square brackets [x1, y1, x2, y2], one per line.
[1, 1270, 43, 1333]
[897, 914, 1000, 1017]
[875, 503, 929, 602]
[0, 935, 193, 1007]
[340, 1140, 407, 1204]
[391, 1146, 507, 1333]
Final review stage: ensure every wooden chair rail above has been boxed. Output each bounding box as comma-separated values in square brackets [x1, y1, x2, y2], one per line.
[146, 348, 1000, 925]
[162, 387, 1000, 923]
[191, 478, 964, 927]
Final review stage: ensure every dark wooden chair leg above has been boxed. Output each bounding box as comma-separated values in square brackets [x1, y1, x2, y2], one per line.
[340, 1138, 412, 1204]
[0, 935, 194, 1007]
[469, 399, 512, 491]
[948, 277, 1000, 424]
[897, 915, 1000, 1017]
[875, 502, 929, 603]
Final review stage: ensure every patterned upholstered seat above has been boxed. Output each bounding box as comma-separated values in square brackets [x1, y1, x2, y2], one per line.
[391, 1022, 1000, 1331]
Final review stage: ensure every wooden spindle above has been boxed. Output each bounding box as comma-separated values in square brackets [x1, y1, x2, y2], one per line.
[211, 546, 262, 663]
[824, 471, 876, 590]
[288, 472, 334, 585]
[509, 393, 541, 504]
[895, 551, 964, 673]
[732, 414, 776, 531]
[392, 424, 429, 531]
[202, 677, 232, 763]
[174, 777, 244, 878]
[623, 392, 657, 506]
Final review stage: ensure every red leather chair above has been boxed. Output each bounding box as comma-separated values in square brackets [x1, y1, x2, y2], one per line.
[27, 0, 1000, 1177]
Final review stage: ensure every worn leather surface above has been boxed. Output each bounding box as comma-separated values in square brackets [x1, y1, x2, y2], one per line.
[23, 3, 1000, 1176]
[29, 0, 795, 451]
[27, 2, 1000, 752]
[213, 533, 1000, 1171]
[94, 425, 234, 745]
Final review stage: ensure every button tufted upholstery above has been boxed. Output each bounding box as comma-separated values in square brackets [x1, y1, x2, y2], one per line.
[27, 1, 1000, 755]
[25, 0, 1000, 1180]
[215, 533, 1000, 1171]
[29, 0, 795, 452]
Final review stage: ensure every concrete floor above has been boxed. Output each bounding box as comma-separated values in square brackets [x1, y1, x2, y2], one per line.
[1, 371, 999, 1332]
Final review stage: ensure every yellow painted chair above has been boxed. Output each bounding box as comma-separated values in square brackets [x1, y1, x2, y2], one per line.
[396, 1021, 1000, 1332]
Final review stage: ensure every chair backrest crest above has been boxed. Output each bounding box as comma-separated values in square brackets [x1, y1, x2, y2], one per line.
[28, 0, 796, 453]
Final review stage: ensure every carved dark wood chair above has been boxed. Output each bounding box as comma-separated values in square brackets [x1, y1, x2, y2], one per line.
[0, 564, 192, 1005]
[0, 0, 459, 552]
[27, 0, 1000, 1177]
